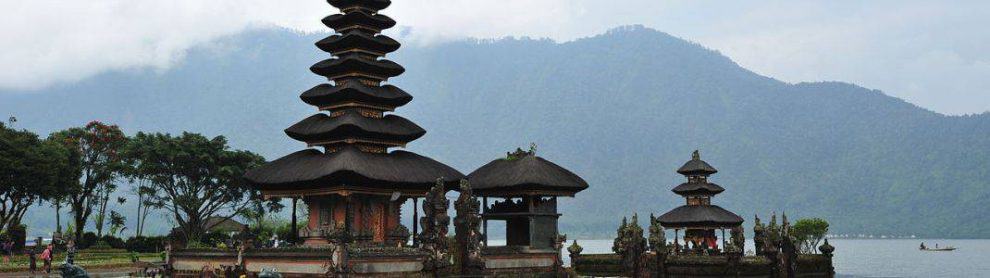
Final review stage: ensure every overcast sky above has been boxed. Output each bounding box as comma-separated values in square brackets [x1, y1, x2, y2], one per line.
[2, 0, 988, 115]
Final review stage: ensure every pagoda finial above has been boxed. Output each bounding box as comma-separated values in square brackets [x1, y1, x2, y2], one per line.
[692, 150, 700, 160]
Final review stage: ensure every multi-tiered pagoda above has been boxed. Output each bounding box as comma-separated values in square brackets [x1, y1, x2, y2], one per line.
[658, 150, 743, 253]
[244, 0, 463, 246]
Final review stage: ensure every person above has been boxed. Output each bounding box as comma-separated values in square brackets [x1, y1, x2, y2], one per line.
[920, 242, 926, 250]
[40, 244, 53, 274]
[28, 247, 37, 273]
[2, 240, 12, 264]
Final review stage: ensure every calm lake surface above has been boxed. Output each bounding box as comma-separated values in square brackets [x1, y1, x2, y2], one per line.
[535, 239, 990, 278]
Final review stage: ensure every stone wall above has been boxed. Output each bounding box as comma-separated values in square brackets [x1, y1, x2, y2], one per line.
[571, 253, 833, 278]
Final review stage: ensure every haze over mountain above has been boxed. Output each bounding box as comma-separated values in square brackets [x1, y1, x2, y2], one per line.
[5, 26, 989, 238]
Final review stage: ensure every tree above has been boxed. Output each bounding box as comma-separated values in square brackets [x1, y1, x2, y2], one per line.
[49, 121, 128, 241]
[125, 132, 276, 244]
[107, 210, 127, 237]
[0, 122, 68, 232]
[792, 218, 829, 254]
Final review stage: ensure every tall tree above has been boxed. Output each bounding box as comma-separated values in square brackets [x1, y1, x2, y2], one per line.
[0, 122, 67, 232]
[126, 132, 276, 244]
[50, 121, 127, 241]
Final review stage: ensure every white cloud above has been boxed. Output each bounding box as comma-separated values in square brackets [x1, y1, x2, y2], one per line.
[1, 0, 988, 114]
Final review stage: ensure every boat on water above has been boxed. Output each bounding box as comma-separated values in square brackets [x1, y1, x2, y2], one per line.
[920, 243, 956, 251]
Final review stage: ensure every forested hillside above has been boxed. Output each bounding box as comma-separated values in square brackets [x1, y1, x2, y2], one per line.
[5, 26, 989, 238]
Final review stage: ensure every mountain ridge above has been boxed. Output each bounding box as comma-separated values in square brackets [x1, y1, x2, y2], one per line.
[7, 25, 990, 238]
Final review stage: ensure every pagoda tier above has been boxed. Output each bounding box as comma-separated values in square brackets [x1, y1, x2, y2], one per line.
[321, 11, 396, 32]
[285, 111, 425, 147]
[671, 181, 725, 196]
[328, 0, 391, 11]
[245, 146, 462, 195]
[300, 83, 412, 110]
[316, 33, 400, 55]
[311, 56, 404, 80]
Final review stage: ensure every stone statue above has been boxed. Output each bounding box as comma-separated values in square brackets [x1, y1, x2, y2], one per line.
[454, 180, 485, 274]
[753, 215, 764, 255]
[418, 178, 451, 272]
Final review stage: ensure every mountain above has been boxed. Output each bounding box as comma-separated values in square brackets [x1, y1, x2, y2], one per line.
[5, 25, 990, 238]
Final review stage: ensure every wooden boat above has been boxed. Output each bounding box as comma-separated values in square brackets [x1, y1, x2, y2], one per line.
[920, 246, 956, 251]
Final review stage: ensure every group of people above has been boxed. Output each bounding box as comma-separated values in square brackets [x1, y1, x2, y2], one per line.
[1, 239, 55, 274]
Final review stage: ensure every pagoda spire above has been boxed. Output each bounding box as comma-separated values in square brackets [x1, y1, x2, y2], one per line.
[292, 0, 421, 152]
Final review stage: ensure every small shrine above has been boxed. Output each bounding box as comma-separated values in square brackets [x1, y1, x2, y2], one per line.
[657, 150, 744, 254]
[466, 146, 588, 273]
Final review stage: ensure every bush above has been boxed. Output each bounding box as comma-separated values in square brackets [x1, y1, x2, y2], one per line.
[99, 235, 126, 249]
[8, 224, 27, 251]
[79, 232, 99, 249]
[125, 236, 168, 253]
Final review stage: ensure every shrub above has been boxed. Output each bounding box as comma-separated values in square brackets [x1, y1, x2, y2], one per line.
[79, 232, 99, 249]
[125, 236, 168, 253]
[99, 235, 126, 249]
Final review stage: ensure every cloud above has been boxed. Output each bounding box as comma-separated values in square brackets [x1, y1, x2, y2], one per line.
[1, 0, 988, 114]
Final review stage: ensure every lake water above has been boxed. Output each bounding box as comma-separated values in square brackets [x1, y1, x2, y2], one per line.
[528, 239, 990, 278]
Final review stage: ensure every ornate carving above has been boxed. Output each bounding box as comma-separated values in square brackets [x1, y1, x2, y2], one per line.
[453, 180, 485, 274]
[418, 178, 451, 272]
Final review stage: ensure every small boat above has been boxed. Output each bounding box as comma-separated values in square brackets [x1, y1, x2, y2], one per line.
[920, 244, 956, 251]
[921, 247, 956, 251]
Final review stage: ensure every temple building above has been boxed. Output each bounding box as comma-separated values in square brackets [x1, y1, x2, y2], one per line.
[242, 0, 463, 246]
[467, 147, 588, 272]
[658, 150, 743, 253]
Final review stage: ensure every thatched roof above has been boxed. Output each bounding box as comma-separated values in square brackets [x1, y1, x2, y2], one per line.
[657, 205, 743, 228]
[310, 56, 405, 79]
[322, 11, 396, 31]
[300, 83, 412, 108]
[316, 33, 400, 54]
[328, 0, 391, 11]
[677, 150, 717, 176]
[284, 111, 425, 144]
[467, 152, 588, 196]
[671, 181, 725, 195]
[244, 145, 464, 192]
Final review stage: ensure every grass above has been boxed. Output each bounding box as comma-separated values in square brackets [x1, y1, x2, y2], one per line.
[0, 252, 162, 272]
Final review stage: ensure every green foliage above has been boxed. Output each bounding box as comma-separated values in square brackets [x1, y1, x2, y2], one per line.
[791, 218, 829, 254]
[124, 132, 273, 243]
[0, 122, 69, 232]
[49, 121, 128, 241]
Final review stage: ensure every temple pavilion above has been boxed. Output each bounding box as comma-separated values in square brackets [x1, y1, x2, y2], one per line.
[243, 0, 463, 246]
[658, 150, 743, 253]
[468, 148, 589, 250]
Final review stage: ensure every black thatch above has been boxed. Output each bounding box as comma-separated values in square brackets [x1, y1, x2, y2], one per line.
[322, 11, 395, 31]
[671, 182, 725, 195]
[328, 0, 391, 11]
[244, 145, 464, 191]
[300, 83, 412, 108]
[284, 111, 425, 144]
[316, 33, 400, 54]
[677, 150, 718, 176]
[310, 56, 404, 79]
[657, 205, 744, 228]
[467, 153, 589, 196]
